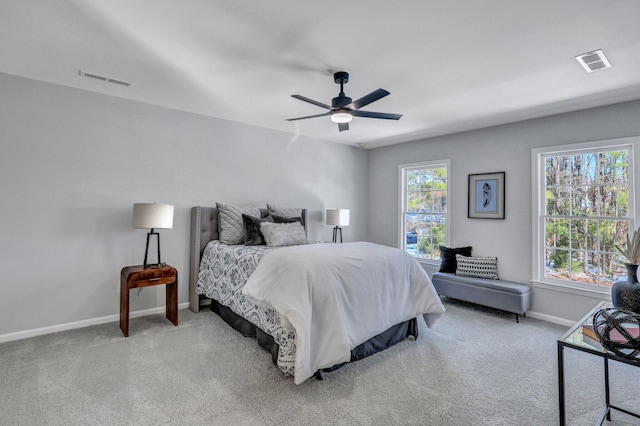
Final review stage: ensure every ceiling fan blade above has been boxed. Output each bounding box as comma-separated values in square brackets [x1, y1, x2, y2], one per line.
[286, 111, 332, 121]
[291, 95, 332, 110]
[351, 110, 402, 120]
[338, 122, 349, 132]
[349, 89, 390, 110]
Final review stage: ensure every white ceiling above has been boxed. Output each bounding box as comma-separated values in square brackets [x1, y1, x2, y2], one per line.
[3, 1, 640, 148]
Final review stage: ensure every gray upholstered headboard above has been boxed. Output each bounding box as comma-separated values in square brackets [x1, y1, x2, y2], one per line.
[189, 206, 307, 312]
[189, 206, 216, 312]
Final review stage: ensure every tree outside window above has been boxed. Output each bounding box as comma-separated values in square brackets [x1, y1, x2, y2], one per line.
[401, 162, 448, 261]
[543, 149, 631, 287]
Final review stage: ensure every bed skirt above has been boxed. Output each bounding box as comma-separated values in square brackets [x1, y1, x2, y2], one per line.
[210, 300, 418, 376]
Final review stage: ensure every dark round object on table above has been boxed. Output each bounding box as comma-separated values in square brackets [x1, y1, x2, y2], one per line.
[593, 308, 640, 359]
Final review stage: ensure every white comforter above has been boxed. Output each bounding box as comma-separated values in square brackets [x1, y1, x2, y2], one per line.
[242, 242, 445, 384]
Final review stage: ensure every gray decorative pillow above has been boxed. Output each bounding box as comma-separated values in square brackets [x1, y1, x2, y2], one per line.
[216, 203, 260, 245]
[242, 214, 274, 246]
[272, 215, 302, 224]
[455, 255, 499, 280]
[266, 204, 304, 226]
[260, 222, 307, 247]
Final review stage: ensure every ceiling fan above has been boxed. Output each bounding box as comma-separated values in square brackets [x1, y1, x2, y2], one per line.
[286, 71, 402, 132]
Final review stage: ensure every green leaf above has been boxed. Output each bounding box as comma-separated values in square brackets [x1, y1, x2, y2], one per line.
[617, 227, 640, 264]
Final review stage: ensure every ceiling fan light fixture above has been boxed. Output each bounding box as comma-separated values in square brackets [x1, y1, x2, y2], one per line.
[331, 109, 352, 123]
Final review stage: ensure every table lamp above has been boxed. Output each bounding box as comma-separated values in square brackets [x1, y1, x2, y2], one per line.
[133, 203, 174, 268]
[326, 208, 349, 243]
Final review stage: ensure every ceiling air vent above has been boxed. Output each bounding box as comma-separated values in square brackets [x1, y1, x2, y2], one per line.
[78, 70, 132, 87]
[575, 49, 611, 73]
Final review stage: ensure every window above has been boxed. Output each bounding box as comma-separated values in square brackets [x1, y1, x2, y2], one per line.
[399, 160, 449, 262]
[533, 140, 635, 292]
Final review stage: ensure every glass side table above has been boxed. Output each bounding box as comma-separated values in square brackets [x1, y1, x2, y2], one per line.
[558, 301, 640, 425]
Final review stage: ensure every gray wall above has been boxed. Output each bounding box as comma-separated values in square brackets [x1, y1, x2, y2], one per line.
[4, 68, 640, 339]
[368, 99, 640, 323]
[0, 73, 368, 338]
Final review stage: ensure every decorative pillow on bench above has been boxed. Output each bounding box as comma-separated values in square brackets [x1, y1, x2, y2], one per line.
[455, 255, 499, 280]
[439, 246, 472, 273]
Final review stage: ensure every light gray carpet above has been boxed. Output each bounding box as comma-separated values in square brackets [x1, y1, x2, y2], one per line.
[2, 299, 640, 425]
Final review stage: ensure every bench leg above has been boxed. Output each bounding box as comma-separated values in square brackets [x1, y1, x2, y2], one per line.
[514, 312, 526, 323]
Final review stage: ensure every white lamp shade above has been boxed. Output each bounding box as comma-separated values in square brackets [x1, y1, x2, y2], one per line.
[326, 208, 350, 227]
[133, 203, 174, 229]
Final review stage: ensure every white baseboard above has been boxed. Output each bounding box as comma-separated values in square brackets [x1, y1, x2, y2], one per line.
[526, 310, 575, 327]
[1, 304, 573, 344]
[0, 302, 190, 344]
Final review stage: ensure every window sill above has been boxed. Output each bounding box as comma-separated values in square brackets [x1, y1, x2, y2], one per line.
[531, 279, 612, 301]
[414, 257, 440, 269]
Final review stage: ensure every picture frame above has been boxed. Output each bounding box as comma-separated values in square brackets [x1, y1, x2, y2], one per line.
[468, 172, 505, 219]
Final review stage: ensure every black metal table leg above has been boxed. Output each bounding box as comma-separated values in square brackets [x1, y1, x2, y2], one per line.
[604, 357, 611, 421]
[558, 341, 565, 426]
[595, 358, 610, 425]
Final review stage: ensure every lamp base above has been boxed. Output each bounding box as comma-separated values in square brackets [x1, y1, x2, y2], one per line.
[332, 226, 343, 243]
[143, 229, 163, 269]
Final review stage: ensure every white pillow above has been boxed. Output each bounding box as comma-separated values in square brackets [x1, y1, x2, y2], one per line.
[455, 255, 499, 280]
[260, 222, 307, 247]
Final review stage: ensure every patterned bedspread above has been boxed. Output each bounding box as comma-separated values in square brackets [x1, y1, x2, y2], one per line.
[196, 241, 297, 376]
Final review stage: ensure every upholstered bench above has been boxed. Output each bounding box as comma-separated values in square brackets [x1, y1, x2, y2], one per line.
[431, 272, 532, 322]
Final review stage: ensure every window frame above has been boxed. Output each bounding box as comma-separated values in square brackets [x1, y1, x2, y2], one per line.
[531, 138, 637, 297]
[398, 159, 451, 266]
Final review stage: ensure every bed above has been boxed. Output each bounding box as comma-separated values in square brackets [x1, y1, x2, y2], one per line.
[189, 204, 445, 384]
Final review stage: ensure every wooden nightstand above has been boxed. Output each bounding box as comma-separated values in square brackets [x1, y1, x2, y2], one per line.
[120, 264, 178, 337]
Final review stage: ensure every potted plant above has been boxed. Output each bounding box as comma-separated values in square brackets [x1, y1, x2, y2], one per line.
[613, 226, 640, 312]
